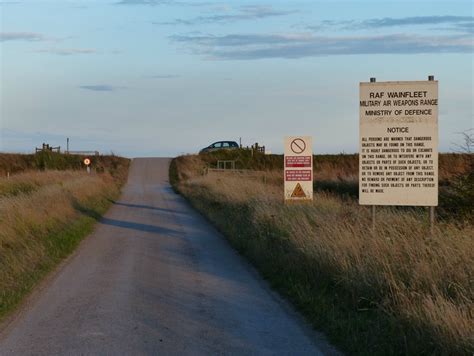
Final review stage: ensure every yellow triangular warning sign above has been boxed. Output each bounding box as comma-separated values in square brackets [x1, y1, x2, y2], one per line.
[291, 183, 307, 198]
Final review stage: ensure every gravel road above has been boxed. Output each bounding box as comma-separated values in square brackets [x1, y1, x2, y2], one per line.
[0, 158, 337, 355]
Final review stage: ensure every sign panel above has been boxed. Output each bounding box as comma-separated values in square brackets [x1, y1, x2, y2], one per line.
[83, 158, 91, 166]
[285, 156, 311, 167]
[359, 80, 438, 206]
[284, 136, 313, 201]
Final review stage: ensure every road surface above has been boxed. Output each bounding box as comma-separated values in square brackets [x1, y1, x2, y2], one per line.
[0, 158, 337, 355]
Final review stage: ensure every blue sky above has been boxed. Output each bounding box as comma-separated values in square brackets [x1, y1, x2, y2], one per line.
[1, 0, 473, 157]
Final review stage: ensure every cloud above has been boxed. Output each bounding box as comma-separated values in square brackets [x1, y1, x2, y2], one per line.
[115, 0, 170, 5]
[34, 48, 97, 55]
[148, 74, 180, 79]
[171, 32, 474, 60]
[115, 0, 210, 6]
[452, 21, 474, 33]
[79, 85, 122, 92]
[0, 32, 46, 42]
[307, 16, 474, 34]
[155, 5, 296, 25]
[355, 16, 473, 29]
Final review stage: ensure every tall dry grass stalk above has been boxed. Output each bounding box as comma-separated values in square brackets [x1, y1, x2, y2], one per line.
[0, 170, 120, 317]
[175, 156, 474, 354]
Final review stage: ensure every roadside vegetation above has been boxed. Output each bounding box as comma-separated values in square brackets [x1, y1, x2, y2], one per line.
[0, 152, 129, 320]
[170, 150, 473, 355]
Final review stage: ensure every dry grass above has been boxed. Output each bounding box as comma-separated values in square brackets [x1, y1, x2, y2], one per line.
[0, 171, 83, 197]
[0, 152, 130, 182]
[194, 151, 472, 182]
[172, 154, 474, 355]
[0, 170, 123, 318]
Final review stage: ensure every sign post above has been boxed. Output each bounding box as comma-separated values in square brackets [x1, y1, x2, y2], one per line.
[284, 136, 313, 201]
[359, 76, 439, 235]
[84, 158, 91, 174]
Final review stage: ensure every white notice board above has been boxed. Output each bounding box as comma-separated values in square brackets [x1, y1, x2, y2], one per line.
[359, 80, 438, 206]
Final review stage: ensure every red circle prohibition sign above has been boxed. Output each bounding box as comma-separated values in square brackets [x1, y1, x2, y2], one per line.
[290, 138, 306, 154]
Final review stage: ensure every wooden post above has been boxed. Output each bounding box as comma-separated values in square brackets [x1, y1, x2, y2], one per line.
[428, 75, 435, 238]
[429, 206, 435, 238]
[369, 76, 377, 234]
[372, 205, 376, 233]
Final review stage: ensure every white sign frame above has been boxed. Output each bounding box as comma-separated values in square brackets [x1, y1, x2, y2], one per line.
[359, 80, 438, 206]
[284, 136, 313, 201]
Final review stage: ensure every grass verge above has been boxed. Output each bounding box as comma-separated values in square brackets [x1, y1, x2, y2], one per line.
[170, 153, 473, 356]
[0, 161, 129, 321]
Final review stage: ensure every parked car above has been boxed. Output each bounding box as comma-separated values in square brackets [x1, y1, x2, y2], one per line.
[199, 141, 239, 153]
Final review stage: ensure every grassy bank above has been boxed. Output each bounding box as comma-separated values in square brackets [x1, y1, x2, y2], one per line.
[171, 153, 473, 355]
[177, 151, 473, 223]
[0, 156, 129, 320]
[191, 149, 472, 181]
[0, 152, 129, 183]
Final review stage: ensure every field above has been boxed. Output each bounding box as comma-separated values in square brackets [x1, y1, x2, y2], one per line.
[171, 151, 473, 355]
[0, 153, 129, 320]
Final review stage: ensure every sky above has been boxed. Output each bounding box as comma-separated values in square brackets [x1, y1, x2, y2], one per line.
[1, 0, 473, 157]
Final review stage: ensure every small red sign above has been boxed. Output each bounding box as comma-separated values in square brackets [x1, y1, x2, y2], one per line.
[285, 156, 312, 168]
[285, 170, 312, 181]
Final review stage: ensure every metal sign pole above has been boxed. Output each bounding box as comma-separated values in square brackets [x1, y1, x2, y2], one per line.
[84, 158, 91, 174]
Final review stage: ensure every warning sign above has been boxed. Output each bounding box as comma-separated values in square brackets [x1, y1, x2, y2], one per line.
[359, 79, 438, 206]
[286, 170, 312, 181]
[291, 183, 307, 198]
[285, 156, 311, 167]
[290, 138, 306, 154]
[284, 136, 313, 201]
